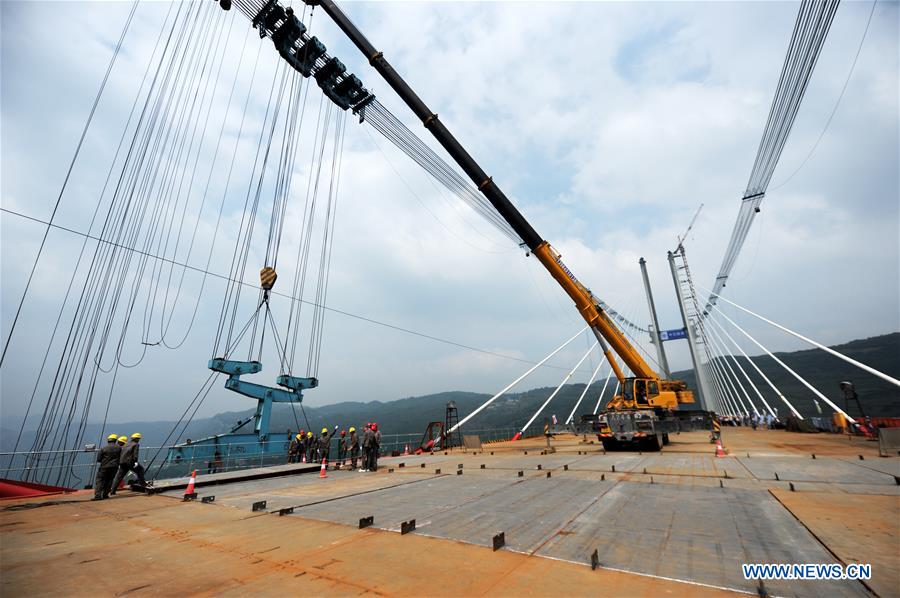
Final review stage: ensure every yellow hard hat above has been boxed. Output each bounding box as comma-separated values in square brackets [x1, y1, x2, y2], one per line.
[117, 436, 127, 443]
[296, 434, 302, 439]
[321, 427, 328, 435]
[349, 427, 356, 433]
[107, 433, 118, 441]
[131, 433, 142, 439]
[307, 432, 312, 437]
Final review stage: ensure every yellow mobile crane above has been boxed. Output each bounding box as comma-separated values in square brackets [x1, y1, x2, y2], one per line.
[231, 0, 713, 450]
[301, 0, 713, 451]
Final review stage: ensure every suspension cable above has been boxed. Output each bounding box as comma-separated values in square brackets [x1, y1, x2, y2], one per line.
[519, 341, 598, 434]
[702, 286, 900, 388]
[706, 314, 785, 417]
[450, 327, 588, 433]
[566, 352, 606, 424]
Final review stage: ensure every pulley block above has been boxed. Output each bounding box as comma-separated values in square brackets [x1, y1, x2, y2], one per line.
[260, 266, 278, 290]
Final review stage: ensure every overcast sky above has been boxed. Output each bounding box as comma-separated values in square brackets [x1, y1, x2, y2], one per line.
[1, 0, 897, 425]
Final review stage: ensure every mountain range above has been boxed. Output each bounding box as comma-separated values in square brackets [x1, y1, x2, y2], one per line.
[3, 332, 897, 451]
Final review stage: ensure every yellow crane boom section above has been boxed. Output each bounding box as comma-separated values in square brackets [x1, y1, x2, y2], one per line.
[532, 243, 657, 382]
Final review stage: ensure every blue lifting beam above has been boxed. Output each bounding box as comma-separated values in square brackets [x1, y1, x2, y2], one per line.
[208, 358, 317, 440]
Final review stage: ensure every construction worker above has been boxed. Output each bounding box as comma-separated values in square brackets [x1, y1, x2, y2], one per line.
[348, 427, 359, 470]
[318, 427, 331, 464]
[360, 423, 373, 472]
[306, 431, 315, 463]
[111, 433, 147, 493]
[337, 429, 347, 468]
[93, 434, 121, 500]
[108, 436, 128, 493]
[369, 423, 381, 472]
[297, 430, 306, 462]
[289, 434, 301, 463]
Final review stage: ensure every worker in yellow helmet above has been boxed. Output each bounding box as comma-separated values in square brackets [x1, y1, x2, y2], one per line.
[111, 433, 147, 494]
[109, 437, 128, 493]
[348, 427, 360, 470]
[317, 427, 331, 465]
[288, 433, 301, 464]
[306, 431, 314, 463]
[297, 430, 307, 463]
[92, 433, 122, 500]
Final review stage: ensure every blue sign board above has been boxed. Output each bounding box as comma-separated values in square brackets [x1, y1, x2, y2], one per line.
[659, 328, 687, 342]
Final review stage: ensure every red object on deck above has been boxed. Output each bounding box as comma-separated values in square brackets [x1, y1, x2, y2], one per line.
[715, 440, 726, 458]
[0, 478, 74, 500]
[182, 470, 197, 500]
[415, 439, 436, 455]
[512, 432, 523, 441]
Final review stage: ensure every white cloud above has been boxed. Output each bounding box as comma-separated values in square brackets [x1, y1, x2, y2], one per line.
[1, 0, 896, 425]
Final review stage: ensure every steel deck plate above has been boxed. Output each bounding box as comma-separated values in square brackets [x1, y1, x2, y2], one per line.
[534, 481, 869, 597]
[738, 456, 898, 484]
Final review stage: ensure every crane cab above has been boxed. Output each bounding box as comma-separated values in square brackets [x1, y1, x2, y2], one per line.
[606, 377, 693, 411]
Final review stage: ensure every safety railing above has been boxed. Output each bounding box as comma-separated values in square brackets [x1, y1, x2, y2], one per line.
[0, 425, 546, 488]
[0, 442, 293, 488]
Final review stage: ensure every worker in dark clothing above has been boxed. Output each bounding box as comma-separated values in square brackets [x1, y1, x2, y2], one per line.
[337, 429, 347, 468]
[93, 434, 122, 500]
[318, 428, 331, 464]
[371, 423, 381, 472]
[108, 435, 128, 493]
[360, 423, 373, 472]
[372, 422, 381, 471]
[111, 433, 147, 493]
[306, 431, 315, 463]
[288, 434, 301, 463]
[348, 427, 359, 470]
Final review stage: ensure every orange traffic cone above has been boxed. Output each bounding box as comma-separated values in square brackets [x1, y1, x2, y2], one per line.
[403, 444, 410, 455]
[183, 470, 198, 501]
[319, 458, 328, 478]
[715, 440, 726, 458]
[301, 452, 306, 463]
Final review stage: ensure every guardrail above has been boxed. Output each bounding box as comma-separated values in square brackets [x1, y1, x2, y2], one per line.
[1, 425, 544, 488]
[0, 442, 295, 488]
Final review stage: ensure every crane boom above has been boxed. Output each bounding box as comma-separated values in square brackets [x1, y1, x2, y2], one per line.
[303, 0, 660, 384]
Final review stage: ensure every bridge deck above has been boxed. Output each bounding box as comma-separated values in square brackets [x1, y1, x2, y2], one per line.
[2, 429, 897, 597]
